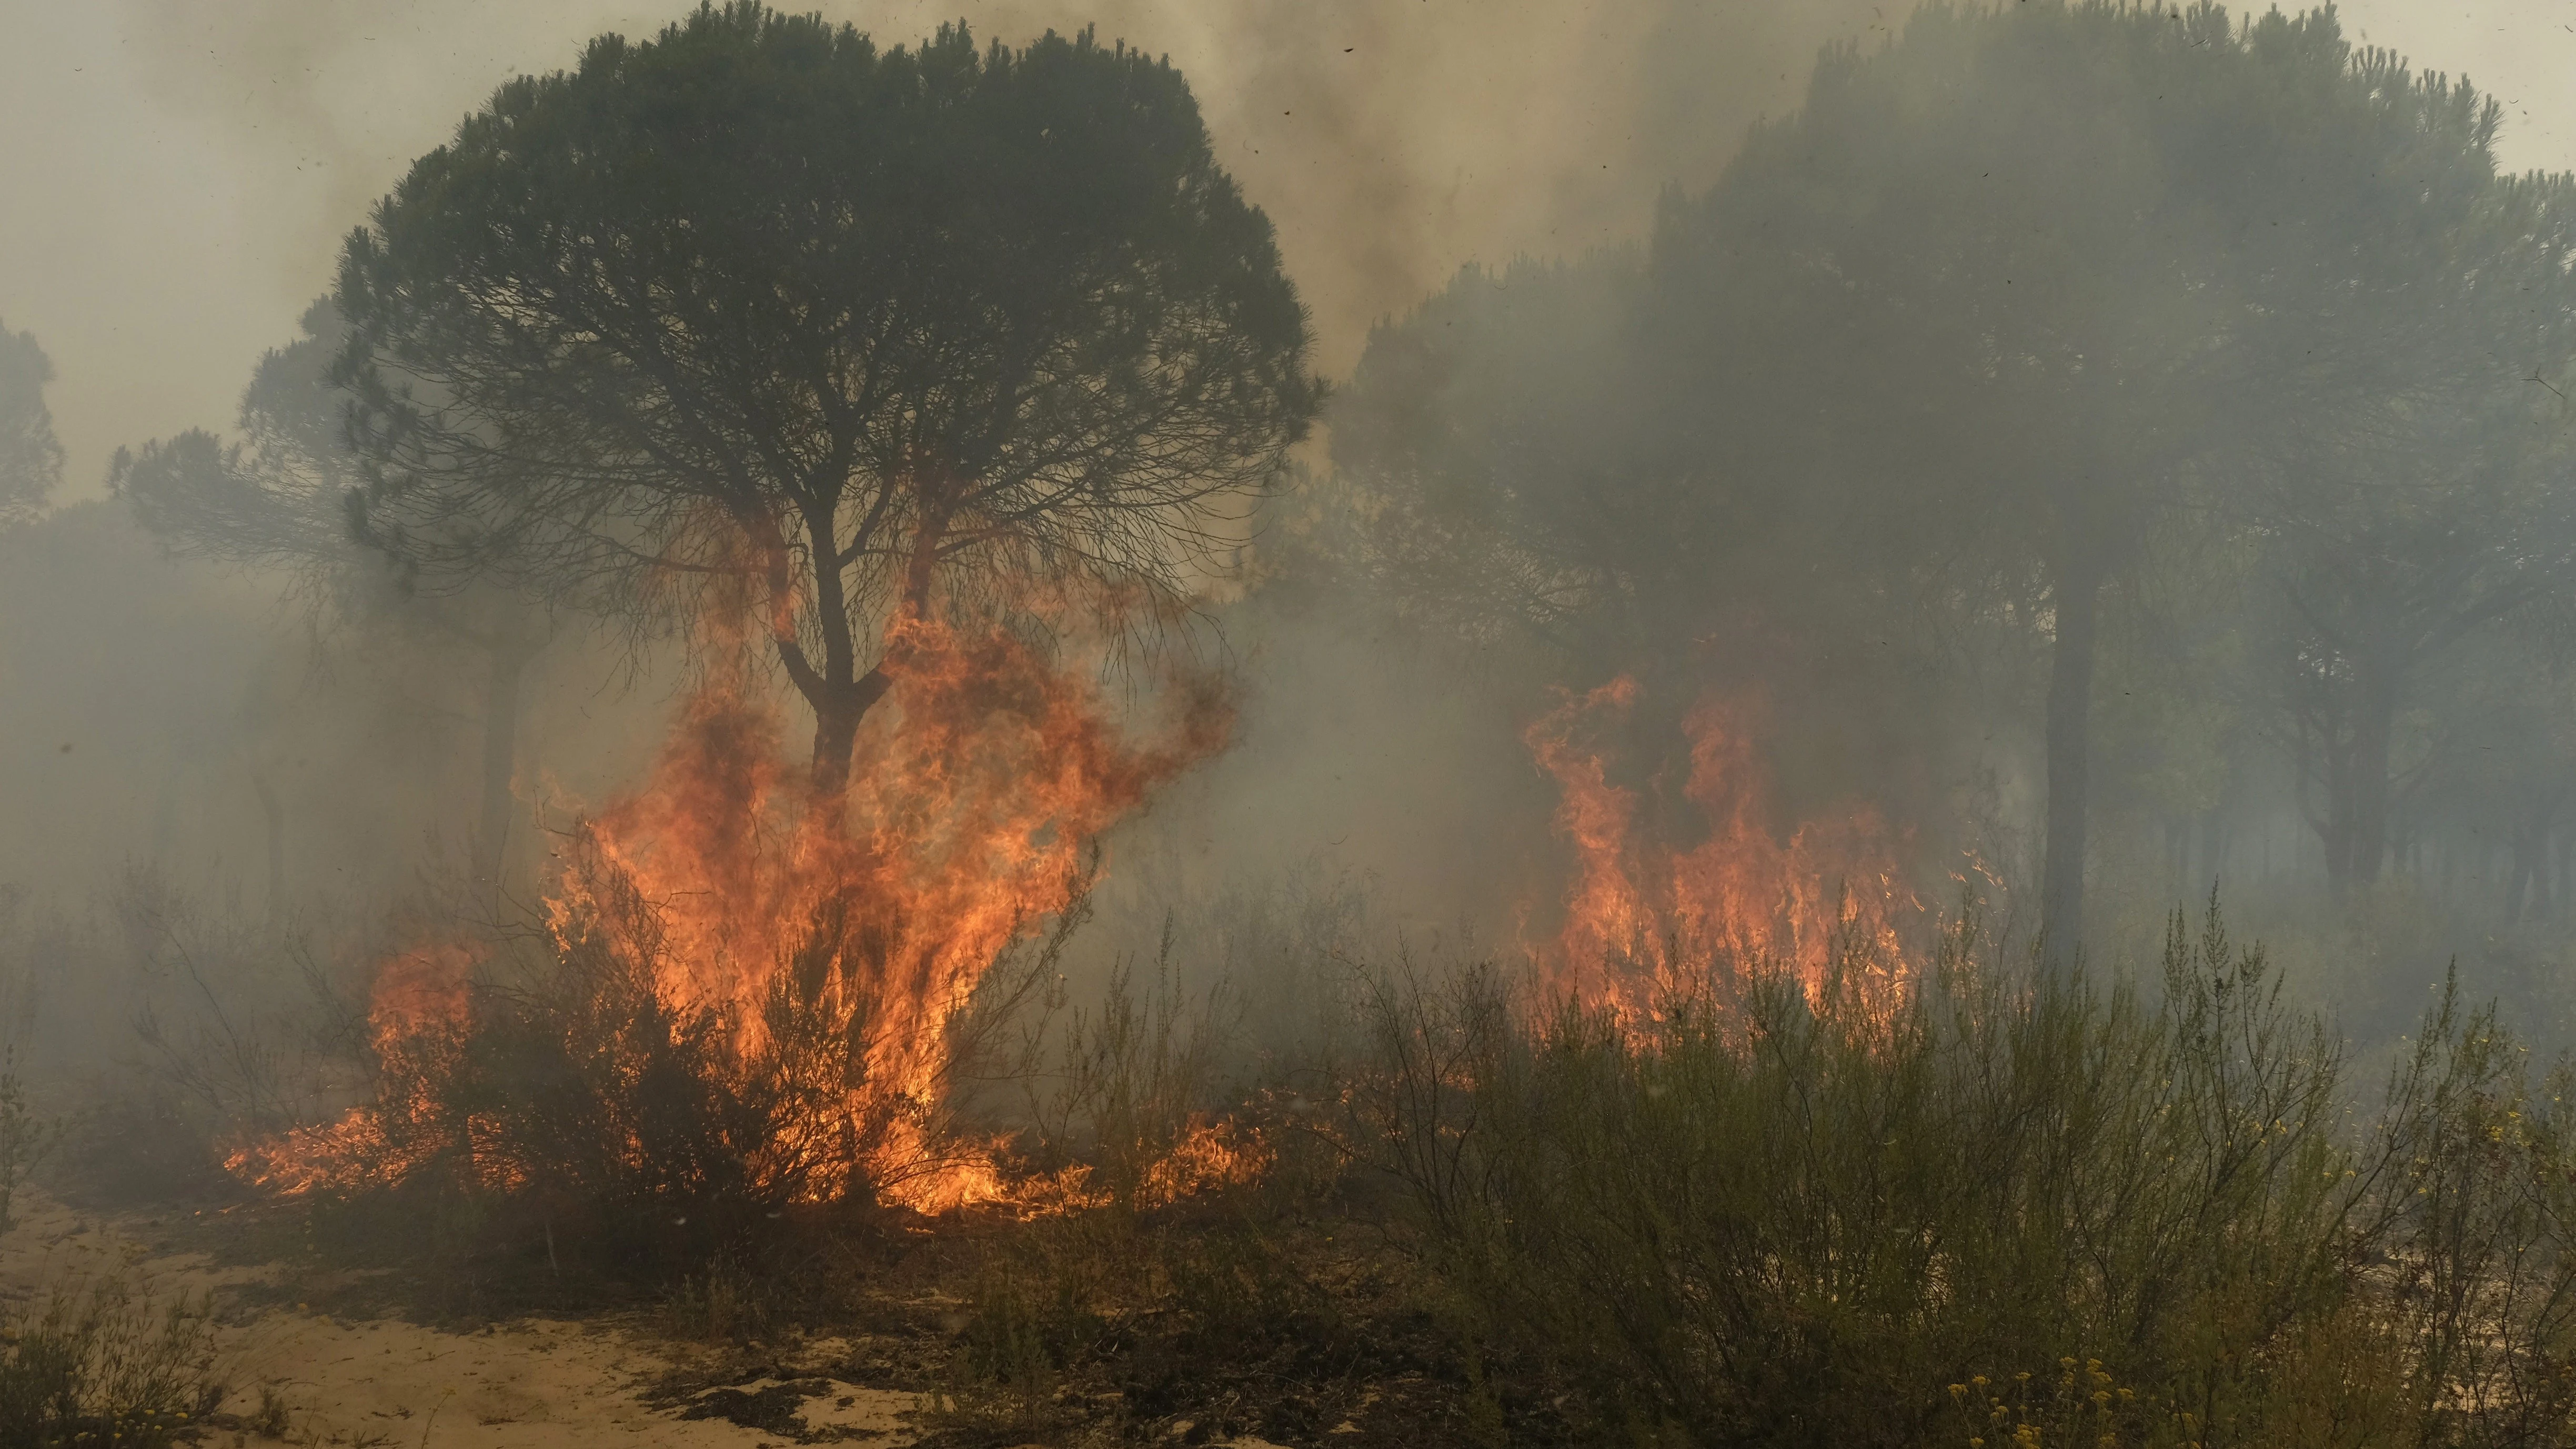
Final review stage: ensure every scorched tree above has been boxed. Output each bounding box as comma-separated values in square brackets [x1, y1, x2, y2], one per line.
[335, 4, 1320, 794]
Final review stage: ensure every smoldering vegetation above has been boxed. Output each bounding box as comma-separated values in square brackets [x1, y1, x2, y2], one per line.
[9, 2, 2576, 1446]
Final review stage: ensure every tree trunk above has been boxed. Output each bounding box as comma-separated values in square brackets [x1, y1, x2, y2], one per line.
[807, 667, 893, 801]
[783, 498, 929, 802]
[2344, 653, 2400, 892]
[2504, 794, 2568, 925]
[472, 631, 540, 900]
[248, 768, 286, 926]
[2041, 562, 2102, 971]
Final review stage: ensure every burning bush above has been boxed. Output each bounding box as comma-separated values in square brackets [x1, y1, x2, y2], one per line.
[229, 606, 1230, 1261]
[1524, 678, 1924, 1019]
[232, 838, 1091, 1258]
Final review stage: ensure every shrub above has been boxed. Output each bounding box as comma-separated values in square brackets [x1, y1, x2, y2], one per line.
[1360, 901, 2576, 1447]
[0, 1272, 223, 1449]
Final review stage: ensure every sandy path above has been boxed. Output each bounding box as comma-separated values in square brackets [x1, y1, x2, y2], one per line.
[0, 1194, 927, 1447]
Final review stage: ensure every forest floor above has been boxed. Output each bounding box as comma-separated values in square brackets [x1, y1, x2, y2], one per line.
[0, 1190, 933, 1447]
[0, 1178, 1539, 1449]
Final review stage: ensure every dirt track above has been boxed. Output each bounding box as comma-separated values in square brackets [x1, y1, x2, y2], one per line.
[0, 1192, 938, 1447]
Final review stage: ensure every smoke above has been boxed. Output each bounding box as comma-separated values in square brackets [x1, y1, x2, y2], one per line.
[8, 1, 2569, 498]
[2, 0, 2573, 1093]
[8, 0, 1888, 502]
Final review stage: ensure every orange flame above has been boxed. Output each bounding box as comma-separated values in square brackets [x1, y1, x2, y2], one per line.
[226, 943, 482, 1193]
[1524, 678, 1919, 1018]
[237, 606, 1232, 1214]
[1009, 1115, 1276, 1216]
[562, 609, 1231, 1209]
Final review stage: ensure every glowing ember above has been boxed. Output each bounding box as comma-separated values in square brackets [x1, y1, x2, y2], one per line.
[1524, 678, 1919, 1017]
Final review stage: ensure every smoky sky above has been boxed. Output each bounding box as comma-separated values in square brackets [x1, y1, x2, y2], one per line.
[2, 0, 2572, 501]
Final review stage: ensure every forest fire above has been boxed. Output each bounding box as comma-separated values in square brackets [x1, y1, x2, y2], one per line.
[25, 4, 2576, 1443]
[232, 609, 1233, 1214]
[226, 943, 483, 1196]
[1524, 677, 1921, 1018]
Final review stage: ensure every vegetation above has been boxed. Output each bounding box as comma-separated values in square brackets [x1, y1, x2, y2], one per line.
[333, 3, 1322, 794]
[1351, 906, 2576, 1445]
[49, 874, 2576, 1447]
[0, 1273, 223, 1449]
[19, 2, 2576, 1447]
[0, 320, 61, 528]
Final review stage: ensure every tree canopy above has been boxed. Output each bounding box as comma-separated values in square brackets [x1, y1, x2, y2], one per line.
[336, 3, 1322, 793]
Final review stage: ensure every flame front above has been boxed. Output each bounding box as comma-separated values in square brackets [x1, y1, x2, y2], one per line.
[235, 607, 1231, 1213]
[1524, 677, 1920, 1018]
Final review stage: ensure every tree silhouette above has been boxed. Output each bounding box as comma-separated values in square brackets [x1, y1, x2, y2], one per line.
[335, 5, 1321, 796]
[0, 323, 63, 529]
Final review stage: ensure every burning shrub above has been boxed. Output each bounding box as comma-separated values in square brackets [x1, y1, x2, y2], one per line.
[1524, 679, 1923, 1022]
[231, 838, 1088, 1263]
[227, 594, 1230, 1266]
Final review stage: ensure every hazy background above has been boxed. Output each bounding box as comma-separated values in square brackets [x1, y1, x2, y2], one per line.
[6, 0, 2576, 1076]
[11, 0, 2571, 505]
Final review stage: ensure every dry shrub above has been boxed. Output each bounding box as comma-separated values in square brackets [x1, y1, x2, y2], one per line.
[1358, 900, 2576, 1447]
[1019, 939, 1241, 1214]
[0, 1270, 223, 1449]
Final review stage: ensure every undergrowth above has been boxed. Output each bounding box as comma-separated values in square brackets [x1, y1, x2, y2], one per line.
[0, 1272, 224, 1449]
[71, 869, 2576, 1447]
[1352, 900, 2576, 1447]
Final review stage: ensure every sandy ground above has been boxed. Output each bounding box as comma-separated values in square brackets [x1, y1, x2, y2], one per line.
[0, 1192, 931, 1447]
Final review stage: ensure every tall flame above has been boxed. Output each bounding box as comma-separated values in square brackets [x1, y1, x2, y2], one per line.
[1524, 677, 1919, 1018]
[558, 610, 1231, 1209]
[234, 607, 1231, 1213]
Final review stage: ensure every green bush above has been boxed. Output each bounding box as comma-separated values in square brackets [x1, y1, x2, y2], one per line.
[1359, 902, 2576, 1447]
[0, 1273, 223, 1449]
